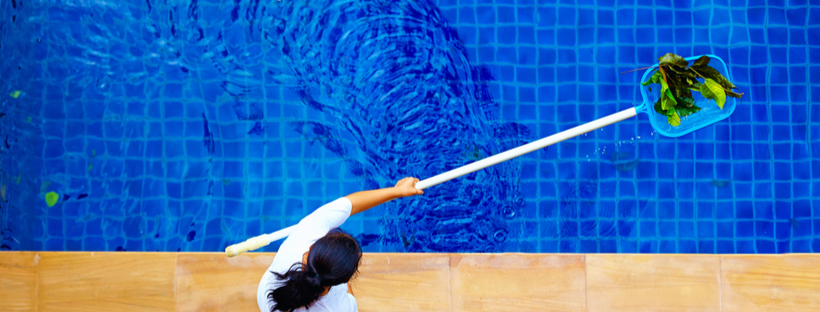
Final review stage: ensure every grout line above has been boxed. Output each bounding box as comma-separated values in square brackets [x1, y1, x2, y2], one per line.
[174, 253, 178, 310]
[448, 254, 453, 312]
[35, 252, 40, 312]
[584, 255, 589, 312]
[718, 255, 723, 312]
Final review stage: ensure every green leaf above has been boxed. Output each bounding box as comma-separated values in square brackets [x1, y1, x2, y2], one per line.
[658, 53, 688, 68]
[661, 88, 677, 110]
[688, 80, 703, 92]
[668, 73, 692, 98]
[676, 103, 701, 117]
[45, 191, 59, 207]
[692, 55, 710, 67]
[660, 77, 669, 94]
[667, 110, 681, 127]
[726, 89, 743, 99]
[690, 65, 736, 90]
[642, 71, 661, 86]
[653, 99, 665, 114]
[700, 78, 726, 109]
[677, 96, 696, 108]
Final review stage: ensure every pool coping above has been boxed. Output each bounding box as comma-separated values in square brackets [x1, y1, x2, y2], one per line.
[2, 252, 819, 311]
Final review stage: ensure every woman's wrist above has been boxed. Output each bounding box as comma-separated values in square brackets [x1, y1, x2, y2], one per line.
[388, 187, 404, 199]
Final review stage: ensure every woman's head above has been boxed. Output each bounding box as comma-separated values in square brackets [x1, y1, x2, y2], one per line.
[268, 228, 362, 312]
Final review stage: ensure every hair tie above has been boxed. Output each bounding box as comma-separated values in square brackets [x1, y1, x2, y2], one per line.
[306, 270, 323, 283]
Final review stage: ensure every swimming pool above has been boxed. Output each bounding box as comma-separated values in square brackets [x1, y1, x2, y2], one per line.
[1, 0, 818, 254]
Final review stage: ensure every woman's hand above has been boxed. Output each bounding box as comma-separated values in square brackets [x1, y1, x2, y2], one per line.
[393, 177, 423, 197]
[347, 177, 423, 215]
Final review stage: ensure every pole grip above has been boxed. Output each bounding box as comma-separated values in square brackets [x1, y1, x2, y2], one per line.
[225, 235, 271, 257]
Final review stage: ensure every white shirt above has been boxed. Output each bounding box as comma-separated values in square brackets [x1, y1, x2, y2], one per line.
[257, 197, 359, 312]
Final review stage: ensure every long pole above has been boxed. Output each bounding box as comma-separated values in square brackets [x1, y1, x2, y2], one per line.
[226, 108, 638, 256]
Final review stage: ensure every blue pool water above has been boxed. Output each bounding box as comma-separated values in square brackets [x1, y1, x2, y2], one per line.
[1, 0, 818, 254]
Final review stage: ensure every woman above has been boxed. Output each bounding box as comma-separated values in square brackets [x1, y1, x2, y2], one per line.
[256, 177, 424, 312]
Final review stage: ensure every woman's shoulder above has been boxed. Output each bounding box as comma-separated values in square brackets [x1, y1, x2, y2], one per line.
[325, 284, 357, 311]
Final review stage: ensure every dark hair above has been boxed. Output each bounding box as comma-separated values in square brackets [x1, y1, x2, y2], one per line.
[268, 228, 362, 312]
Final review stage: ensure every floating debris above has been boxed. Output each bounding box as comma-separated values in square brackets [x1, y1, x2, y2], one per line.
[609, 151, 632, 162]
[222, 179, 231, 185]
[789, 218, 800, 229]
[88, 149, 96, 171]
[9, 91, 21, 98]
[45, 191, 59, 207]
[710, 180, 730, 187]
[614, 159, 640, 172]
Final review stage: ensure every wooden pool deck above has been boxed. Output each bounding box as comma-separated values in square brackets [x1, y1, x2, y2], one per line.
[2, 252, 819, 311]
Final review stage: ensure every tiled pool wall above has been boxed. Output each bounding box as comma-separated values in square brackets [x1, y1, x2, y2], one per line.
[0, 0, 819, 253]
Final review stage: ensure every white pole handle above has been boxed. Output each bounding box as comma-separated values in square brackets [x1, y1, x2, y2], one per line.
[226, 108, 638, 257]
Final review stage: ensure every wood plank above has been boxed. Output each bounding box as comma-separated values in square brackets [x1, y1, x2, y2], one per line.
[586, 254, 721, 312]
[0, 252, 37, 311]
[721, 255, 820, 312]
[37, 252, 176, 312]
[354, 253, 451, 312]
[449, 254, 586, 312]
[175, 252, 275, 312]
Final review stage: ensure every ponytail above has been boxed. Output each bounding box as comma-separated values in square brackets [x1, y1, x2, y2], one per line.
[268, 263, 326, 312]
[268, 228, 362, 312]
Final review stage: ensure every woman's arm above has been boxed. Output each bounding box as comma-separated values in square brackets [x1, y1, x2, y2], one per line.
[345, 177, 423, 216]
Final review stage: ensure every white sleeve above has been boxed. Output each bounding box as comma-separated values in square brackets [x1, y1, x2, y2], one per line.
[267, 197, 353, 274]
[345, 294, 359, 312]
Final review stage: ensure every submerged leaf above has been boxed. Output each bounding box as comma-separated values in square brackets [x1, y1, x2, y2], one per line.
[701, 78, 726, 109]
[609, 151, 632, 162]
[45, 192, 59, 207]
[710, 180, 730, 187]
[614, 159, 640, 172]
